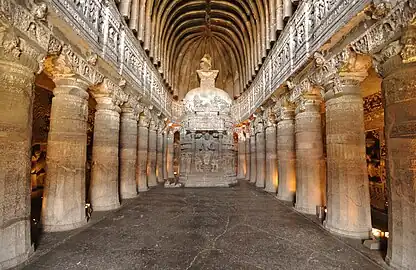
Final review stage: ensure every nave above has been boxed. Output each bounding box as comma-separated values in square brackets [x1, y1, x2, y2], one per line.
[24, 181, 384, 270]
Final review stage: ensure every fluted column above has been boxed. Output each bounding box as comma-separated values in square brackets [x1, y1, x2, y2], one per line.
[147, 119, 158, 187]
[255, 120, 266, 188]
[295, 94, 325, 214]
[42, 76, 90, 231]
[276, 106, 296, 202]
[322, 54, 371, 239]
[245, 131, 251, 181]
[156, 122, 164, 183]
[249, 126, 257, 184]
[137, 111, 150, 192]
[237, 131, 246, 179]
[119, 97, 139, 199]
[381, 38, 416, 269]
[0, 30, 38, 268]
[89, 80, 127, 211]
[265, 117, 278, 193]
[167, 128, 175, 179]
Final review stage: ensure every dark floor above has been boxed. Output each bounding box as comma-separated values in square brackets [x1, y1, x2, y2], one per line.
[24, 181, 386, 270]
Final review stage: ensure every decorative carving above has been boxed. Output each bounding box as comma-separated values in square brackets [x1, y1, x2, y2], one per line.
[401, 22, 416, 63]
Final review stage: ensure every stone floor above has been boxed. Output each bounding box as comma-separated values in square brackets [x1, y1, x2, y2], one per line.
[24, 181, 387, 270]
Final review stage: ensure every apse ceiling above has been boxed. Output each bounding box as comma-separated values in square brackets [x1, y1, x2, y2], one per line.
[119, 0, 298, 100]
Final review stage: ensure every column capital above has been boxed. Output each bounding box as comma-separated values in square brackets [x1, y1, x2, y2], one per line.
[91, 78, 129, 112]
[121, 95, 140, 114]
[0, 26, 44, 73]
[295, 93, 322, 114]
[276, 97, 296, 122]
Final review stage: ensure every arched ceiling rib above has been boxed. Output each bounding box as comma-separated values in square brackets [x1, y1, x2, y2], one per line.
[118, 0, 299, 100]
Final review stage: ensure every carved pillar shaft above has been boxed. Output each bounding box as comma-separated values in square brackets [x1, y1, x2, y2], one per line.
[276, 107, 296, 201]
[265, 125, 278, 193]
[0, 59, 35, 268]
[381, 56, 416, 269]
[156, 127, 164, 183]
[90, 96, 121, 211]
[42, 77, 89, 231]
[324, 78, 371, 239]
[256, 127, 266, 188]
[137, 118, 149, 192]
[147, 121, 158, 187]
[245, 135, 251, 181]
[162, 131, 168, 180]
[237, 138, 245, 179]
[295, 95, 325, 214]
[167, 130, 175, 178]
[119, 107, 138, 199]
[249, 133, 257, 183]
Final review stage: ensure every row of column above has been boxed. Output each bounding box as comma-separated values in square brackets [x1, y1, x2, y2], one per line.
[0, 55, 175, 269]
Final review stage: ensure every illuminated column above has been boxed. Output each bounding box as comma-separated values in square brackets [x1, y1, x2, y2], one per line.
[237, 130, 246, 179]
[245, 131, 251, 181]
[156, 121, 164, 183]
[249, 125, 257, 184]
[294, 94, 325, 214]
[381, 34, 416, 269]
[0, 30, 38, 268]
[255, 119, 266, 188]
[264, 115, 278, 193]
[42, 76, 89, 231]
[276, 105, 296, 201]
[89, 80, 127, 211]
[136, 109, 150, 192]
[147, 119, 158, 187]
[314, 51, 372, 239]
[167, 128, 175, 178]
[119, 97, 139, 199]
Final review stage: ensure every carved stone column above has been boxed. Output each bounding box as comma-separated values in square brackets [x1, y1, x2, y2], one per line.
[265, 115, 278, 193]
[249, 125, 257, 184]
[156, 122, 164, 183]
[380, 38, 416, 269]
[237, 130, 246, 179]
[42, 76, 90, 231]
[89, 80, 127, 211]
[312, 51, 372, 239]
[0, 29, 39, 268]
[162, 129, 168, 180]
[167, 128, 175, 179]
[294, 94, 325, 214]
[147, 119, 158, 187]
[245, 130, 251, 181]
[136, 109, 150, 192]
[119, 97, 139, 199]
[276, 105, 296, 202]
[255, 119, 266, 188]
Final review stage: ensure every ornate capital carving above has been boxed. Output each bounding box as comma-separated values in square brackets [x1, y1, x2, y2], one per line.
[296, 93, 322, 114]
[401, 21, 416, 63]
[90, 78, 128, 112]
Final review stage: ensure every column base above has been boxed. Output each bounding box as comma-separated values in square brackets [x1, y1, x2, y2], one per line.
[92, 202, 121, 212]
[0, 244, 34, 270]
[276, 193, 295, 202]
[148, 181, 158, 187]
[42, 218, 88, 232]
[255, 181, 265, 188]
[324, 222, 371, 240]
[120, 192, 138, 200]
[138, 187, 149, 192]
[264, 186, 277, 194]
[295, 205, 316, 215]
[237, 174, 245, 180]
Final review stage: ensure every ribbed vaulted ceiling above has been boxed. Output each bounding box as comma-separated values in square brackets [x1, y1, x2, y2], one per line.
[118, 0, 298, 100]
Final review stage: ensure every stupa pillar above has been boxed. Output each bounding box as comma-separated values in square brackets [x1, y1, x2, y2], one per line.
[249, 126, 257, 184]
[89, 80, 127, 211]
[137, 108, 151, 192]
[148, 119, 158, 187]
[119, 97, 139, 199]
[265, 114, 278, 193]
[237, 129, 246, 179]
[276, 105, 296, 202]
[0, 29, 39, 268]
[245, 131, 251, 181]
[294, 94, 325, 215]
[381, 35, 416, 269]
[312, 51, 372, 239]
[255, 119, 266, 188]
[156, 122, 164, 183]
